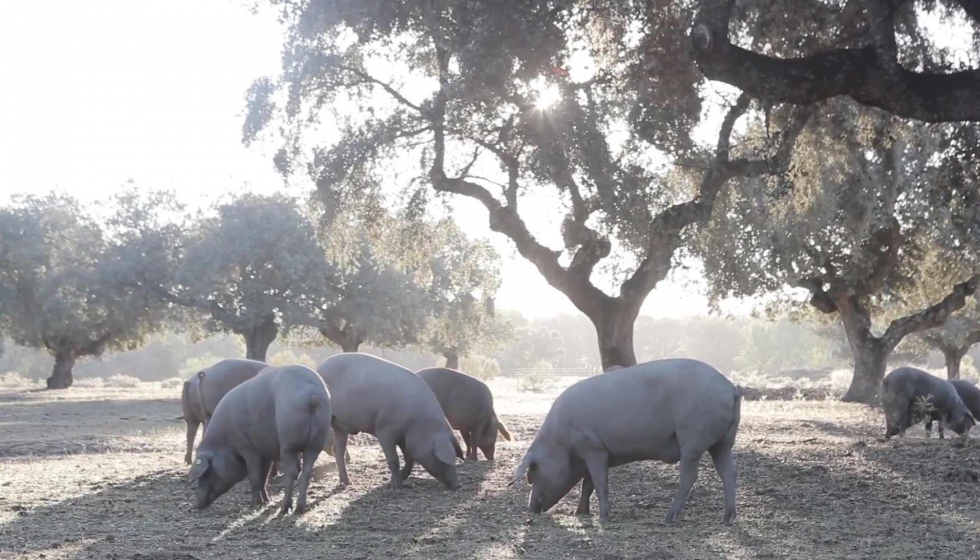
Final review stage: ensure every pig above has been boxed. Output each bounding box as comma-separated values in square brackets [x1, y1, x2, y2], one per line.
[181, 359, 270, 464]
[316, 353, 464, 491]
[186, 365, 333, 515]
[921, 379, 980, 439]
[881, 366, 975, 441]
[510, 358, 742, 524]
[417, 367, 512, 462]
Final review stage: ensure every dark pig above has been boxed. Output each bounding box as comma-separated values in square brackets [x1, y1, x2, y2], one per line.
[417, 367, 512, 462]
[882, 366, 975, 441]
[181, 358, 270, 464]
[186, 365, 333, 515]
[922, 378, 980, 438]
[317, 353, 464, 490]
[510, 359, 742, 524]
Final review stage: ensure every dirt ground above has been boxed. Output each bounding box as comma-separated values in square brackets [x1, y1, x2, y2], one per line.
[2, 381, 980, 560]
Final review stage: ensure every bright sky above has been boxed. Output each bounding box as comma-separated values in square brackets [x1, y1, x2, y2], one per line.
[0, 0, 725, 319]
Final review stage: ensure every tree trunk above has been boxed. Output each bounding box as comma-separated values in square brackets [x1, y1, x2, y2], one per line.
[593, 303, 639, 371]
[943, 348, 966, 380]
[841, 339, 889, 404]
[46, 350, 76, 389]
[243, 315, 278, 362]
[340, 340, 360, 353]
[444, 353, 460, 370]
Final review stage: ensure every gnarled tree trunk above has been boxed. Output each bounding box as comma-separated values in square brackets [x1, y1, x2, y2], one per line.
[47, 349, 76, 390]
[340, 340, 361, 353]
[837, 300, 890, 405]
[592, 301, 640, 371]
[243, 314, 278, 362]
[444, 353, 460, 370]
[841, 339, 889, 404]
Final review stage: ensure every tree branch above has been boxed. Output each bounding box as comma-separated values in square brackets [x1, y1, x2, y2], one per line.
[620, 96, 811, 305]
[883, 274, 980, 350]
[690, 0, 980, 123]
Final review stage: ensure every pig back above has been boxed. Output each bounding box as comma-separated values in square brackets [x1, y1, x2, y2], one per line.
[540, 359, 738, 457]
[317, 353, 446, 435]
[195, 359, 271, 414]
[417, 367, 494, 429]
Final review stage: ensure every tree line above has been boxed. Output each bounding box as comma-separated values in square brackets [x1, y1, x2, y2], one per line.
[0, 189, 505, 388]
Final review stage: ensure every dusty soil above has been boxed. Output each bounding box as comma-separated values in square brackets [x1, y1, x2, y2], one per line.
[2, 383, 980, 559]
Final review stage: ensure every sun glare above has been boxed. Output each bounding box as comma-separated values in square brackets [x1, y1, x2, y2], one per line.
[532, 79, 562, 110]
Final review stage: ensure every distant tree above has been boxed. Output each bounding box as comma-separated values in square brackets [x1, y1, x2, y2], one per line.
[0, 191, 181, 388]
[497, 326, 566, 371]
[423, 219, 510, 369]
[689, 0, 980, 123]
[244, 0, 811, 370]
[302, 205, 429, 353]
[698, 102, 980, 403]
[175, 194, 331, 362]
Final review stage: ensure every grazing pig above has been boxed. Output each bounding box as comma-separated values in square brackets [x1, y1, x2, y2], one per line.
[922, 379, 980, 439]
[186, 365, 333, 515]
[316, 353, 464, 490]
[881, 367, 975, 441]
[510, 359, 742, 524]
[417, 367, 512, 462]
[181, 359, 270, 464]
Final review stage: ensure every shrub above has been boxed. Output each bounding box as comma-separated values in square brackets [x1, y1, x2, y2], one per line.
[459, 354, 501, 381]
[104, 374, 142, 388]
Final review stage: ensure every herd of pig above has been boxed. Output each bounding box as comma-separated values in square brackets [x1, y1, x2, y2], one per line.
[178, 353, 980, 526]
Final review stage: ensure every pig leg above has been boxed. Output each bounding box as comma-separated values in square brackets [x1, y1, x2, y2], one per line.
[575, 474, 594, 516]
[582, 452, 611, 521]
[663, 452, 701, 525]
[398, 442, 415, 481]
[710, 444, 737, 525]
[937, 415, 945, 439]
[294, 447, 321, 514]
[244, 453, 268, 509]
[924, 418, 933, 438]
[279, 450, 300, 515]
[260, 460, 273, 504]
[461, 430, 476, 462]
[184, 419, 199, 465]
[334, 429, 351, 486]
[378, 435, 403, 490]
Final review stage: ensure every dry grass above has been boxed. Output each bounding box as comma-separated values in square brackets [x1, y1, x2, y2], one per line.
[3, 384, 980, 559]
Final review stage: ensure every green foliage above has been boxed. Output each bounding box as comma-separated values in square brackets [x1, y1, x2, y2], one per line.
[698, 100, 978, 316]
[0, 191, 181, 367]
[176, 194, 332, 339]
[458, 353, 501, 381]
[497, 326, 565, 370]
[423, 219, 510, 358]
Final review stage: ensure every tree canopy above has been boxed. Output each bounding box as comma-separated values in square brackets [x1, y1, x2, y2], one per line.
[245, 0, 810, 369]
[175, 194, 332, 361]
[698, 100, 980, 402]
[690, 0, 980, 123]
[0, 191, 181, 388]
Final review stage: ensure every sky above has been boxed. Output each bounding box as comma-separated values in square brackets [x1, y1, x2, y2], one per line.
[0, 0, 732, 320]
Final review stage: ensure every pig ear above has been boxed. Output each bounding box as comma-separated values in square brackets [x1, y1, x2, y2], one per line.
[434, 438, 458, 465]
[508, 454, 534, 487]
[187, 452, 212, 484]
[497, 421, 513, 442]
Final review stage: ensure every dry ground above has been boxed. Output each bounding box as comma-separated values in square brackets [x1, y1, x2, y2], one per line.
[2, 380, 980, 559]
